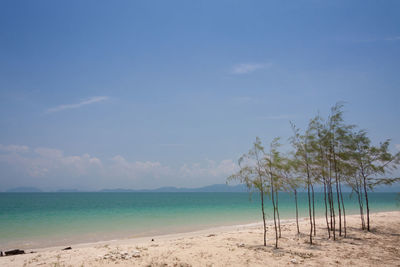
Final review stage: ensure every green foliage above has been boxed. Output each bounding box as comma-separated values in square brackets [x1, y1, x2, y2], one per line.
[227, 137, 267, 193]
[227, 102, 399, 242]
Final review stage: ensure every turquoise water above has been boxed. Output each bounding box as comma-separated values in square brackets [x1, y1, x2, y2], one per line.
[0, 192, 398, 249]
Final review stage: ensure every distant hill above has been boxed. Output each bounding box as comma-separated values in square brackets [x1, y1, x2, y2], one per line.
[57, 189, 80, 192]
[100, 184, 249, 193]
[298, 184, 400, 193]
[6, 186, 42, 192]
[3, 183, 398, 193]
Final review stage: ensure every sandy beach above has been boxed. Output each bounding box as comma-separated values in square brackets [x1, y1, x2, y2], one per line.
[0, 211, 399, 266]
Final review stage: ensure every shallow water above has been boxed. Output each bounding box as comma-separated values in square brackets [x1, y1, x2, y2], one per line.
[0, 192, 398, 249]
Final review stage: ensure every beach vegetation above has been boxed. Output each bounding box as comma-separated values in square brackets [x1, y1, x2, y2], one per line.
[227, 137, 269, 246]
[228, 103, 399, 247]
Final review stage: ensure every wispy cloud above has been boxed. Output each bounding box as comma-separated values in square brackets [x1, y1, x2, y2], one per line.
[355, 35, 400, 43]
[110, 155, 171, 179]
[0, 143, 237, 188]
[231, 63, 272, 75]
[179, 159, 237, 178]
[0, 144, 29, 153]
[384, 36, 400, 41]
[0, 144, 102, 177]
[46, 96, 109, 113]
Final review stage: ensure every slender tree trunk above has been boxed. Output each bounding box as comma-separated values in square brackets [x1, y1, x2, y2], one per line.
[328, 184, 333, 230]
[362, 174, 370, 231]
[357, 190, 365, 230]
[336, 180, 342, 237]
[359, 162, 370, 231]
[276, 190, 281, 238]
[328, 158, 336, 240]
[318, 138, 329, 237]
[323, 179, 331, 238]
[261, 189, 267, 246]
[304, 141, 313, 245]
[311, 183, 316, 236]
[333, 149, 342, 237]
[328, 179, 336, 240]
[305, 156, 313, 245]
[294, 189, 300, 235]
[307, 180, 313, 245]
[326, 152, 333, 231]
[271, 177, 278, 248]
[331, 187, 336, 240]
[339, 178, 346, 237]
[356, 186, 365, 230]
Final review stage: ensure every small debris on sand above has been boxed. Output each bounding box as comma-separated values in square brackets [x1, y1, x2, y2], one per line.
[4, 249, 25, 256]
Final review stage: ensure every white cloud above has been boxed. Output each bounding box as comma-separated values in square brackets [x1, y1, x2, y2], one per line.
[34, 147, 63, 158]
[179, 159, 237, 178]
[395, 144, 400, 151]
[0, 143, 238, 189]
[0, 145, 102, 177]
[355, 36, 400, 43]
[46, 96, 109, 113]
[231, 63, 271, 74]
[0, 144, 29, 153]
[110, 155, 171, 178]
[384, 36, 400, 41]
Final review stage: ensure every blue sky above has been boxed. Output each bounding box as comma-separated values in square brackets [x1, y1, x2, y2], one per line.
[0, 0, 399, 191]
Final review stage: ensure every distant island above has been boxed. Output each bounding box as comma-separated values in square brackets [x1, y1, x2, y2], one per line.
[5, 187, 43, 193]
[4, 184, 248, 193]
[3, 183, 399, 193]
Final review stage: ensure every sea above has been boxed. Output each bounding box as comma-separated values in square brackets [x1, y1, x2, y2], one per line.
[0, 192, 398, 250]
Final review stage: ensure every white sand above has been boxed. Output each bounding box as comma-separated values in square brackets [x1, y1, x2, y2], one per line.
[1, 211, 399, 266]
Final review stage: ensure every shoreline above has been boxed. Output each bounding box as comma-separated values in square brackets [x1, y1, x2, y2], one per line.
[2, 216, 302, 253]
[1, 210, 400, 266]
[1, 191, 398, 252]
[0, 209, 395, 253]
